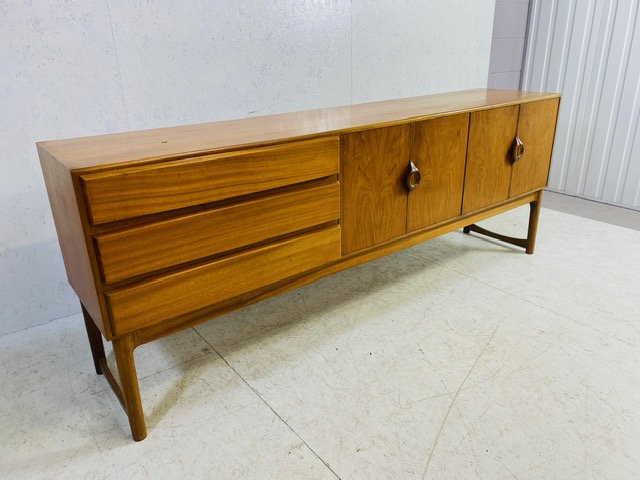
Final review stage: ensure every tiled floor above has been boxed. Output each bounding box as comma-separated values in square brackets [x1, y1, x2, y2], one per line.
[2, 200, 639, 479]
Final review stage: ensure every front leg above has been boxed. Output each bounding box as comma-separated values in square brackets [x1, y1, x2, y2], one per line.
[113, 334, 147, 441]
[524, 191, 543, 254]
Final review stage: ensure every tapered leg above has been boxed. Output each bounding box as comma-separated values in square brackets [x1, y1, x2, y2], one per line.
[525, 191, 543, 254]
[81, 303, 106, 375]
[113, 335, 147, 441]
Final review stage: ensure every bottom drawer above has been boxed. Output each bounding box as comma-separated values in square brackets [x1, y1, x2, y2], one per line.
[106, 225, 341, 335]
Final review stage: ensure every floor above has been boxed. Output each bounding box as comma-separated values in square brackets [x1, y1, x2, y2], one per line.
[543, 190, 640, 231]
[2, 194, 639, 479]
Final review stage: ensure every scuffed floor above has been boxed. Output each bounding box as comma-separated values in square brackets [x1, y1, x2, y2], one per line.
[2, 205, 639, 479]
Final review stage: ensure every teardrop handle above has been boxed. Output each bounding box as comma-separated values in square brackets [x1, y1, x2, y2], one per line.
[406, 161, 421, 191]
[512, 136, 525, 164]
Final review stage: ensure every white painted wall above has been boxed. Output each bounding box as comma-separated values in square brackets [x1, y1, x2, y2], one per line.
[0, 0, 495, 336]
[487, 0, 530, 90]
[523, 0, 640, 210]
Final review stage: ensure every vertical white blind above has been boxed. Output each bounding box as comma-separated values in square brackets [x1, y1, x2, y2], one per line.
[523, 0, 640, 209]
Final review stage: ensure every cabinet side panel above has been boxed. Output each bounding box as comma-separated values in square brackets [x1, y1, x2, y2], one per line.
[341, 125, 410, 254]
[510, 98, 560, 197]
[408, 114, 469, 231]
[38, 145, 109, 337]
[463, 106, 519, 213]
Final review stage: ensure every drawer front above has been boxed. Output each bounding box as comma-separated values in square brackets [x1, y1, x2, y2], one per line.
[81, 136, 339, 224]
[95, 182, 340, 284]
[106, 225, 341, 335]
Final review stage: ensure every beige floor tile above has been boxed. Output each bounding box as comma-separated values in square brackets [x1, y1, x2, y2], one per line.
[422, 293, 640, 479]
[0, 316, 335, 479]
[428, 206, 640, 345]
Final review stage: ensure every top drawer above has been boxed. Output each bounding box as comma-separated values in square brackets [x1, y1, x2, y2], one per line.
[80, 136, 340, 224]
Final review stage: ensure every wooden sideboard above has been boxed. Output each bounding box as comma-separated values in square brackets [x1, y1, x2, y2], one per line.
[38, 89, 560, 441]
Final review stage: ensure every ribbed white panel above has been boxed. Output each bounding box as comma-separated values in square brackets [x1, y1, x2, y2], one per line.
[523, 0, 640, 210]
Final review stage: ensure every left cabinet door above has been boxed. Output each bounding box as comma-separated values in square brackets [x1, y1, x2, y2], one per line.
[341, 125, 410, 255]
[462, 105, 519, 214]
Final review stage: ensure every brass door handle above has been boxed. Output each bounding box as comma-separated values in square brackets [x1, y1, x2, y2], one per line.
[406, 161, 421, 191]
[512, 136, 525, 164]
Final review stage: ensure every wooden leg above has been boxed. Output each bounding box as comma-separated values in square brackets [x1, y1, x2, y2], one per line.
[81, 304, 147, 441]
[81, 303, 106, 375]
[463, 191, 543, 255]
[525, 191, 543, 254]
[113, 335, 147, 441]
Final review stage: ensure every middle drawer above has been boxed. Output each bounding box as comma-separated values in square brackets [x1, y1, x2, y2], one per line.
[95, 181, 340, 284]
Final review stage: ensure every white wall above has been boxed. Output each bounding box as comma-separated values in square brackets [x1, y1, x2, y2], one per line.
[0, 0, 496, 336]
[523, 0, 640, 210]
[487, 0, 530, 90]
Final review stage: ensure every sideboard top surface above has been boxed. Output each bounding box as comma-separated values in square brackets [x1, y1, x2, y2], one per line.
[37, 88, 560, 171]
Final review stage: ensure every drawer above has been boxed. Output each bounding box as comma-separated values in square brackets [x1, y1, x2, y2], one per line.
[81, 136, 340, 224]
[95, 182, 340, 284]
[106, 225, 341, 335]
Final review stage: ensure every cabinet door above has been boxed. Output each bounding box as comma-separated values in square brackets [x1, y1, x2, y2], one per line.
[408, 114, 469, 232]
[510, 98, 560, 197]
[341, 125, 410, 255]
[463, 105, 519, 213]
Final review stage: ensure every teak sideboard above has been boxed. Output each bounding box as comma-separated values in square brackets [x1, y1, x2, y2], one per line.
[38, 89, 560, 441]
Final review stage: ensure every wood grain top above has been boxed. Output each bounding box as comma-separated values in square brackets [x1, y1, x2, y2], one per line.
[37, 89, 560, 171]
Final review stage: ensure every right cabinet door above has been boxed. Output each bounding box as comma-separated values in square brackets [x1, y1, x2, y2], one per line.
[510, 98, 560, 197]
[462, 98, 559, 214]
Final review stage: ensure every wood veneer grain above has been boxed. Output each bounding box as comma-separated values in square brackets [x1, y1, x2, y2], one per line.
[95, 182, 340, 284]
[510, 98, 560, 197]
[463, 105, 519, 213]
[106, 225, 341, 335]
[341, 125, 410, 254]
[37, 146, 110, 337]
[408, 113, 469, 231]
[81, 137, 339, 224]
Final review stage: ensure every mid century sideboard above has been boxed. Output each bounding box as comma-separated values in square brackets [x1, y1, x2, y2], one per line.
[38, 89, 560, 440]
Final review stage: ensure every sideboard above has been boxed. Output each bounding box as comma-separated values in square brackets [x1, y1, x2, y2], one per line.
[38, 89, 560, 441]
